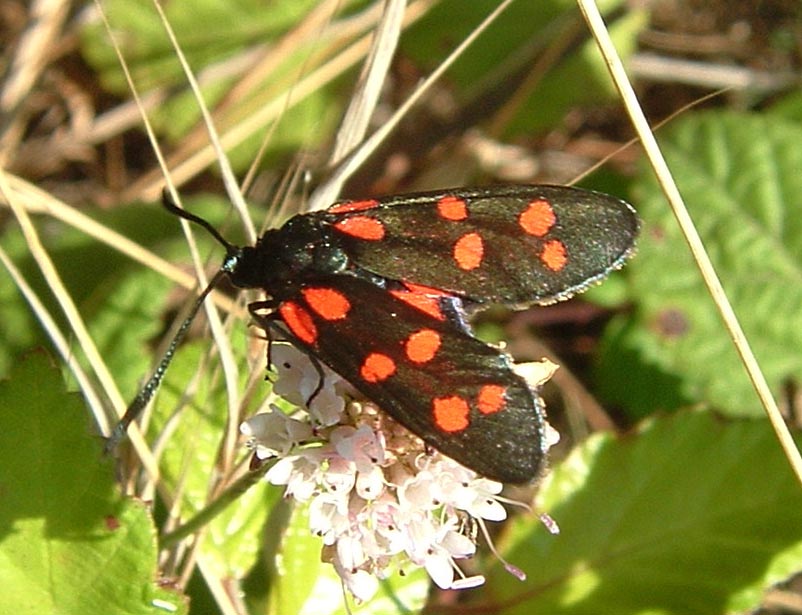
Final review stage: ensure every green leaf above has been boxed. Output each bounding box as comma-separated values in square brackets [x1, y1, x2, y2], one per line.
[0, 193, 274, 595]
[600, 111, 802, 415]
[199, 479, 282, 581]
[403, 0, 578, 78]
[268, 504, 326, 615]
[501, 9, 644, 137]
[0, 196, 231, 393]
[144, 324, 277, 580]
[486, 411, 802, 614]
[79, 0, 346, 170]
[82, 0, 319, 93]
[596, 316, 690, 418]
[0, 352, 187, 615]
[766, 89, 802, 125]
[402, 0, 638, 136]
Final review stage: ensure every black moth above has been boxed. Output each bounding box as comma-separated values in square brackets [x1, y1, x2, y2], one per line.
[112, 185, 638, 483]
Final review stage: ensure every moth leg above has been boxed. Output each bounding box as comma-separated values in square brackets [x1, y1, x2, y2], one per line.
[248, 300, 328, 410]
[305, 354, 326, 409]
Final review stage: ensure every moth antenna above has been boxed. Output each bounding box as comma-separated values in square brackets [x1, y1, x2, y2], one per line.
[161, 189, 235, 251]
[105, 268, 229, 453]
[105, 192, 244, 453]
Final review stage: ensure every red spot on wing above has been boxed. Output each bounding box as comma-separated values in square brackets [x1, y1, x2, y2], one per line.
[433, 396, 470, 432]
[334, 216, 385, 240]
[403, 282, 451, 296]
[437, 195, 468, 221]
[540, 239, 568, 271]
[328, 199, 380, 214]
[279, 301, 317, 345]
[453, 232, 484, 271]
[361, 353, 396, 383]
[477, 384, 506, 415]
[519, 199, 556, 237]
[390, 283, 448, 321]
[404, 329, 441, 363]
[302, 287, 351, 320]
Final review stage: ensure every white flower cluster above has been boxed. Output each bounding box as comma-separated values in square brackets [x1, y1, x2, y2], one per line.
[241, 344, 554, 601]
